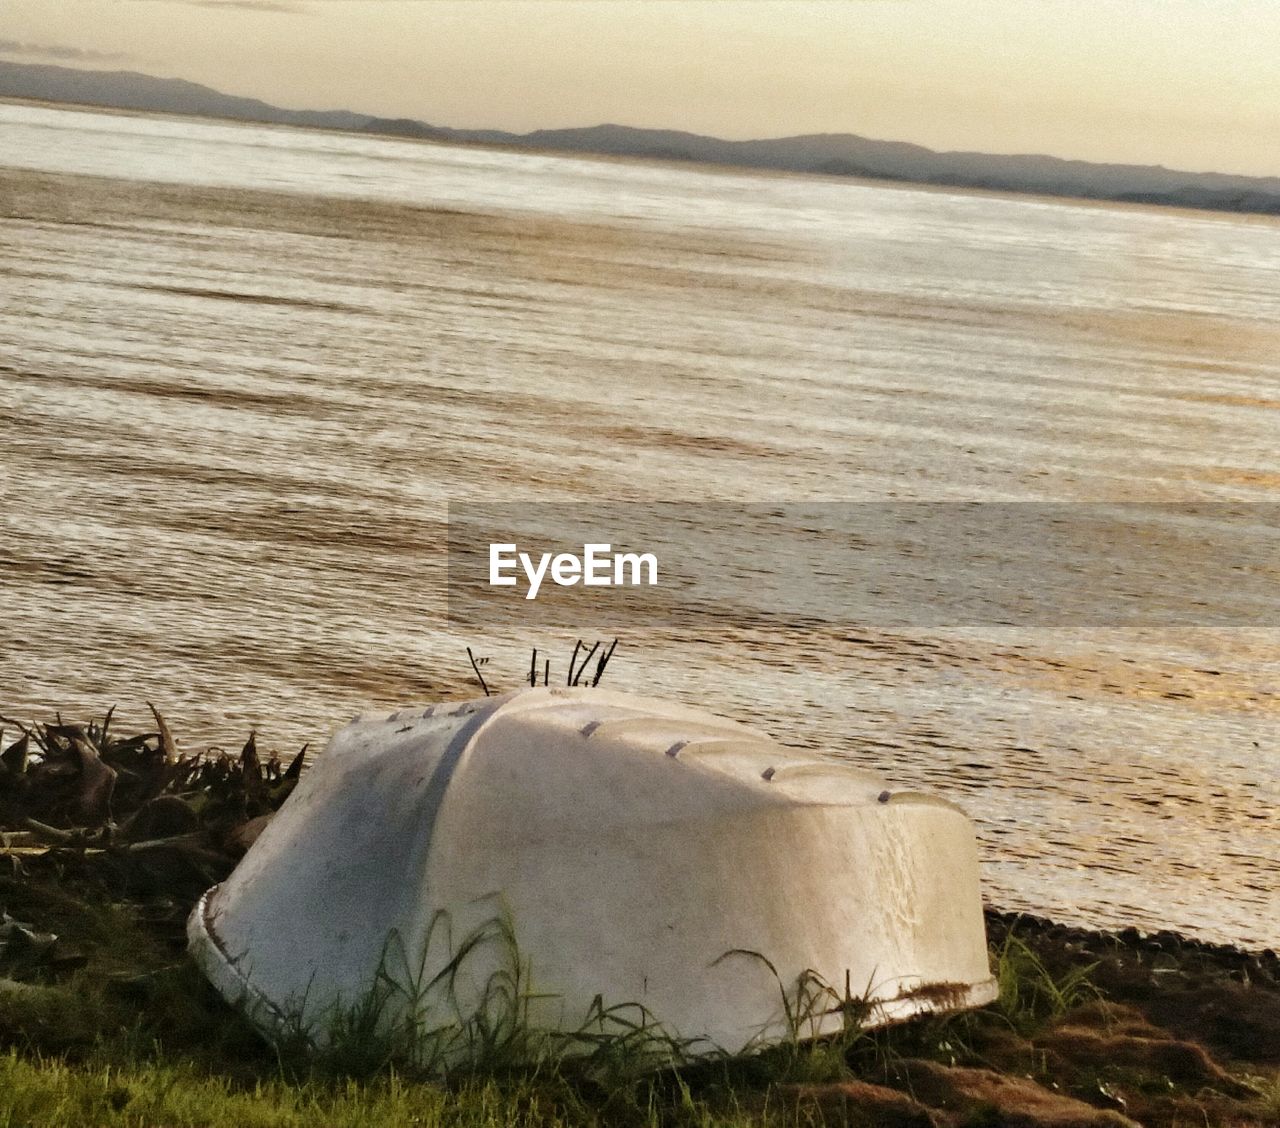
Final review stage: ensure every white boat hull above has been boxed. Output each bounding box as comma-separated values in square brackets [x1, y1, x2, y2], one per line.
[189, 687, 997, 1061]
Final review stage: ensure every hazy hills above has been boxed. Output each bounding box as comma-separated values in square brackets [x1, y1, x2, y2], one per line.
[4, 59, 1279, 216]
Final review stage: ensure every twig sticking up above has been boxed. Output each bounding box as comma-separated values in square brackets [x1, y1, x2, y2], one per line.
[592, 638, 619, 686]
[467, 647, 491, 697]
[566, 640, 582, 685]
[571, 641, 601, 686]
[529, 648, 539, 688]
[543, 658, 550, 687]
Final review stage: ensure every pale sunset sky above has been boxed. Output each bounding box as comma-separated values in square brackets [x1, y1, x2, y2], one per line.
[2, 0, 1277, 178]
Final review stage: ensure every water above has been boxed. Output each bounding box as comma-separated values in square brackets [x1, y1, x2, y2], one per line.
[1, 102, 1276, 948]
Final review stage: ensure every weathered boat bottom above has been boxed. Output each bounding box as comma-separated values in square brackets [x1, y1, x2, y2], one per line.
[188, 688, 999, 1061]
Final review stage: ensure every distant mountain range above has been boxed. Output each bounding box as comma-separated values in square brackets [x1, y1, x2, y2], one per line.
[4, 59, 1280, 216]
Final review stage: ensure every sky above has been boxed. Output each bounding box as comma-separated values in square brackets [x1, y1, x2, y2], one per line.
[2, 0, 1278, 178]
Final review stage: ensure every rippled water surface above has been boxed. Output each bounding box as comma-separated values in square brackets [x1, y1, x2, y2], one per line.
[1, 103, 1276, 948]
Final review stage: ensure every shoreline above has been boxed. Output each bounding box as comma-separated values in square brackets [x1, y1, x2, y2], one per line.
[1, 712, 1277, 1126]
[982, 906, 1279, 966]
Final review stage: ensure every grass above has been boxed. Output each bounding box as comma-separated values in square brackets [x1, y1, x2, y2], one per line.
[1251, 1073, 1280, 1120]
[2, 907, 1278, 1128]
[0, 887, 932, 1125]
[0, 1051, 777, 1128]
[990, 930, 1103, 1035]
[705, 950, 877, 1087]
[0, 1034, 814, 1128]
[264, 904, 701, 1086]
[3, 710, 1277, 1126]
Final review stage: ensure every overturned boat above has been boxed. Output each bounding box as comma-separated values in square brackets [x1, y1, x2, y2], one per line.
[188, 687, 997, 1064]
